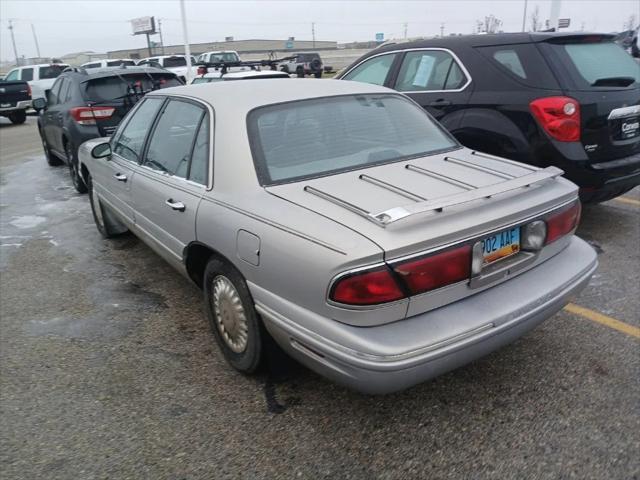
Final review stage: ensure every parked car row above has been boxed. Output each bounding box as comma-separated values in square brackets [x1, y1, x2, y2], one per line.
[15, 31, 636, 393]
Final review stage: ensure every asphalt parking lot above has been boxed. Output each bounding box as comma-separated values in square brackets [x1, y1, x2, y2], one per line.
[0, 116, 638, 480]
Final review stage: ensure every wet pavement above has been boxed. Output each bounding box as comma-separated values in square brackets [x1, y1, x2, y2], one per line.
[1, 117, 639, 479]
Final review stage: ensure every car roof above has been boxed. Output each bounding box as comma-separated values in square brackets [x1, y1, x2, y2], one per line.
[152, 78, 392, 113]
[372, 31, 617, 53]
[17, 63, 69, 68]
[63, 66, 173, 81]
[218, 70, 289, 79]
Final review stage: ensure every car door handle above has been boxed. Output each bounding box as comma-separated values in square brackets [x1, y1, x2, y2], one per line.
[113, 173, 127, 182]
[427, 99, 452, 107]
[165, 199, 185, 212]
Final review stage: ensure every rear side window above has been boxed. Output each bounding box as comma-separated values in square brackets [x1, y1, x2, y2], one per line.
[113, 97, 164, 163]
[84, 63, 101, 69]
[143, 99, 205, 178]
[39, 65, 67, 79]
[189, 115, 210, 184]
[492, 50, 526, 79]
[21, 68, 34, 81]
[164, 57, 187, 68]
[5, 70, 19, 81]
[343, 54, 397, 86]
[558, 41, 640, 87]
[395, 50, 468, 92]
[477, 44, 559, 89]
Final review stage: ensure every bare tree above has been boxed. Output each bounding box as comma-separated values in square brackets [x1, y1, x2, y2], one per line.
[530, 6, 542, 32]
[624, 14, 637, 31]
[477, 14, 503, 34]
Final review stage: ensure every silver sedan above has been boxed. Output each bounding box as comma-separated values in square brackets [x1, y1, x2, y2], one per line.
[79, 79, 597, 394]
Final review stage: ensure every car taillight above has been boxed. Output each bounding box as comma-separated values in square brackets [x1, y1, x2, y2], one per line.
[27, 84, 32, 99]
[330, 266, 404, 306]
[197, 66, 207, 75]
[530, 96, 580, 142]
[70, 106, 115, 125]
[392, 245, 472, 295]
[545, 201, 581, 245]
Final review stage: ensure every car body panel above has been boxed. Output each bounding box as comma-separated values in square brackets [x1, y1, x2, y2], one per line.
[80, 79, 596, 393]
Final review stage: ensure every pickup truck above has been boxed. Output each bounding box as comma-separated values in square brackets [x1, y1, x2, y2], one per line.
[0, 79, 31, 124]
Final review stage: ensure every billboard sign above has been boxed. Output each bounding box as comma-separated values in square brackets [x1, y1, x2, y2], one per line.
[131, 16, 156, 35]
[558, 18, 571, 29]
[375, 32, 384, 43]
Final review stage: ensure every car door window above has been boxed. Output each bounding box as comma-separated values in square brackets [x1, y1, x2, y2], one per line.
[84, 62, 101, 68]
[143, 99, 205, 177]
[113, 97, 164, 163]
[342, 54, 396, 85]
[395, 50, 468, 92]
[21, 68, 34, 81]
[188, 115, 210, 185]
[5, 70, 19, 81]
[492, 49, 527, 79]
[59, 79, 71, 104]
[48, 78, 63, 105]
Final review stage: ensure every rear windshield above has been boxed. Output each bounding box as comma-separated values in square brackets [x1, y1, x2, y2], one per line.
[192, 77, 221, 84]
[39, 65, 67, 79]
[298, 54, 319, 62]
[107, 60, 136, 67]
[547, 40, 640, 89]
[163, 57, 187, 68]
[248, 94, 458, 185]
[84, 74, 181, 103]
[209, 52, 239, 63]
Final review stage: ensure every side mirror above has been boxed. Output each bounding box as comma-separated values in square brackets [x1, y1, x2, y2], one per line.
[32, 97, 47, 111]
[91, 142, 112, 159]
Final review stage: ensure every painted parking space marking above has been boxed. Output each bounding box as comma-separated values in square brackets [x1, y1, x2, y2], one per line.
[564, 303, 640, 339]
[612, 196, 640, 207]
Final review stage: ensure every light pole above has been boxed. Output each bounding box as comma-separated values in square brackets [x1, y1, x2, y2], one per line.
[521, 0, 528, 32]
[180, 0, 193, 83]
[31, 23, 41, 58]
[8, 19, 19, 66]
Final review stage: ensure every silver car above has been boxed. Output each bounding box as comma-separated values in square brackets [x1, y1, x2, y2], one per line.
[79, 79, 597, 394]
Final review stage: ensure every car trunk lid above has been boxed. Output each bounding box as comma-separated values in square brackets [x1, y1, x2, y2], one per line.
[266, 148, 577, 260]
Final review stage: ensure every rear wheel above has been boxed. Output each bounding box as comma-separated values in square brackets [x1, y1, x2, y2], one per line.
[39, 129, 62, 166]
[296, 66, 305, 78]
[8, 110, 26, 124]
[65, 140, 87, 194]
[314, 70, 322, 79]
[203, 258, 264, 373]
[88, 176, 122, 238]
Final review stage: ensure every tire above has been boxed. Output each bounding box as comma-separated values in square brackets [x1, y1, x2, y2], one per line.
[203, 258, 264, 373]
[65, 139, 88, 194]
[296, 66, 305, 78]
[310, 58, 322, 71]
[88, 176, 120, 238]
[8, 110, 26, 124]
[281, 65, 290, 74]
[39, 129, 62, 166]
[314, 70, 322, 79]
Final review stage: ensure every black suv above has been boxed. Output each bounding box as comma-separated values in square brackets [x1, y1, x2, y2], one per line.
[34, 66, 182, 193]
[338, 33, 640, 202]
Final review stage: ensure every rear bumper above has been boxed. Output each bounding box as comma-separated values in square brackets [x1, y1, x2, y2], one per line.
[0, 100, 31, 112]
[253, 236, 597, 394]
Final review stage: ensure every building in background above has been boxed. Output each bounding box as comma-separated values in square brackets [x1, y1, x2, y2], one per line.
[59, 51, 107, 66]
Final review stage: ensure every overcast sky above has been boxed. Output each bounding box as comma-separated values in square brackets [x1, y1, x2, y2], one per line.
[1, 0, 639, 61]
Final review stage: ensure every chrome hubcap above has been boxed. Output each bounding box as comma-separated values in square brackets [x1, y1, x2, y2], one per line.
[91, 186, 105, 228]
[212, 275, 248, 353]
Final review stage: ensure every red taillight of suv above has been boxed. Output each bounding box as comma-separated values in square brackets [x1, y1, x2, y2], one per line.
[529, 96, 581, 142]
[197, 66, 207, 75]
[26, 84, 32, 99]
[545, 201, 581, 245]
[70, 106, 115, 125]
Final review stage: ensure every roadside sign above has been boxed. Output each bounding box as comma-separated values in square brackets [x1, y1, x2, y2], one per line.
[286, 40, 294, 49]
[375, 32, 384, 43]
[558, 18, 571, 29]
[131, 16, 156, 35]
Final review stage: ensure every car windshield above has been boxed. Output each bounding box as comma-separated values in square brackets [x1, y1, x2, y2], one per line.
[39, 65, 67, 79]
[84, 74, 181, 102]
[209, 52, 239, 62]
[248, 94, 458, 185]
[163, 57, 187, 68]
[548, 40, 640, 88]
[192, 77, 221, 84]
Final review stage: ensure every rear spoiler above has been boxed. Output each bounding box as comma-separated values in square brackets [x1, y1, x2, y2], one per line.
[305, 151, 565, 227]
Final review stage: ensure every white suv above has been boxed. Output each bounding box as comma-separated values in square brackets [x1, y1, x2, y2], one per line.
[3, 63, 69, 102]
[81, 59, 137, 69]
[137, 55, 197, 83]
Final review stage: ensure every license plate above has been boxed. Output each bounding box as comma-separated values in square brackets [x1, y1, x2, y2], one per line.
[481, 227, 520, 265]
